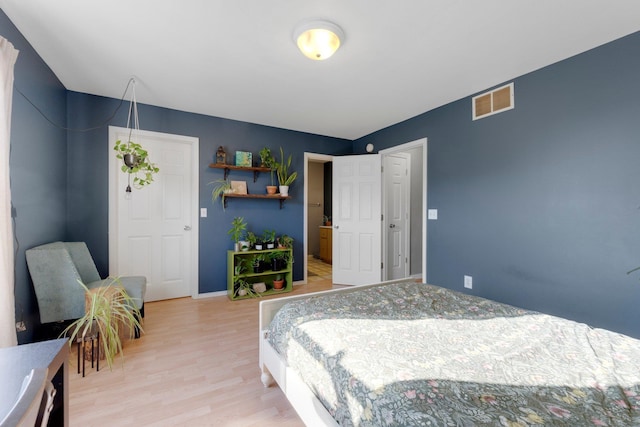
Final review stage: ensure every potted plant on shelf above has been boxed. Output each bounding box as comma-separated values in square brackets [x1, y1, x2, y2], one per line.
[270, 250, 289, 271]
[252, 253, 268, 273]
[234, 278, 259, 298]
[114, 140, 160, 189]
[278, 234, 294, 249]
[259, 147, 278, 195]
[263, 229, 276, 249]
[60, 278, 143, 370]
[209, 178, 233, 210]
[228, 217, 247, 251]
[246, 231, 257, 250]
[272, 274, 285, 290]
[276, 147, 298, 197]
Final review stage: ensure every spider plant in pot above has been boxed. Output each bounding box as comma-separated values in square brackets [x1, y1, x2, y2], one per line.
[209, 178, 233, 211]
[228, 217, 247, 252]
[60, 278, 143, 370]
[276, 147, 297, 197]
[234, 278, 259, 298]
[260, 147, 278, 195]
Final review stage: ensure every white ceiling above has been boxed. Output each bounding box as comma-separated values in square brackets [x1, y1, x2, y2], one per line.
[1, 1, 639, 140]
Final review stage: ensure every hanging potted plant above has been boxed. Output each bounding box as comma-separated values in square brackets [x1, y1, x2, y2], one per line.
[276, 147, 297, 197]
[113, 79, 159, 195]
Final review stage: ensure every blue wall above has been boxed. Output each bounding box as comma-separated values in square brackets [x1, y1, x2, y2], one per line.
[356, 31, 640, 338]
[1, 11, 68, 343]
[66, 93, 351, 294]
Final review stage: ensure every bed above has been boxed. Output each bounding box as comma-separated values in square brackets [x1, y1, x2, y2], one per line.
[259, 280, 640, 426]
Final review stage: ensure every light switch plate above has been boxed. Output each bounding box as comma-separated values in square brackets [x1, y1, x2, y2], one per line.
[428, 209, 438, 220]
[464, 275, 473, 289]
[200, 208, 207, 218]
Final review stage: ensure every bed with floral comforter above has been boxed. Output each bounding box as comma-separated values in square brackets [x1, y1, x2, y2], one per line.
[266, 282, 640, 426]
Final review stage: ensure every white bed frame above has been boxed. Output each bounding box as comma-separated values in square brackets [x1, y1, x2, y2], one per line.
[258, 279, 416, 426]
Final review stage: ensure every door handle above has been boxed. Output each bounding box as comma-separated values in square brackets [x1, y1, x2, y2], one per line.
[184, 225, 192, 231]
[333, 225, 339, 229]
[389, 224, 396, 228]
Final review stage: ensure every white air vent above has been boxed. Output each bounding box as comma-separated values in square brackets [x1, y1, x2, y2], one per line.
[472, 82, 514, 120]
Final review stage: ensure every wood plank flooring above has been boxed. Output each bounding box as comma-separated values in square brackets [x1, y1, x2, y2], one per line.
[68, 280, 336, 426]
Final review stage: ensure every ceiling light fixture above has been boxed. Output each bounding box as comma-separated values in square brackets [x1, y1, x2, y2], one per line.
[293, 20, 344, 60]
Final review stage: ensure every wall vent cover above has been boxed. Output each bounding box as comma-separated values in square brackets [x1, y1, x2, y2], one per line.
[472, 82, 514, 120]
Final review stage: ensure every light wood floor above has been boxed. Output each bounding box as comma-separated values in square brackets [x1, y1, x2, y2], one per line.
[68, 280, 336, 426]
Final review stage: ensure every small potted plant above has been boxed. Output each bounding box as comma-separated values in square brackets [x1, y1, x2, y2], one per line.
[270, 250, 289, 271]
[259, 147, 278, 195]
[234, 278, 259, 298]
[272, 274, 285, 290]
[252, 253, 268, 273]
[276, 147, 298, 197]
[278, 234, 294, 249]
[263, 229, 276, 249]
[323, 215, 332, 226]
[246, 231, 257, 250]
[228, 217, 247, 251]
[209, 178, 233, 210]
[114, 140, 160, 189]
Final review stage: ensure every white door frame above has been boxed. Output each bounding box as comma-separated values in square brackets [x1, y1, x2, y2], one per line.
[303, 152, 333, 284]
[380, 138, 427, 283]
[107, 126, 200, 298]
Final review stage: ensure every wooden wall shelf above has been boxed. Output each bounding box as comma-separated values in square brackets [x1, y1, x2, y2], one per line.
[209, 163, 271, 182]
[224, 193, 290, 209]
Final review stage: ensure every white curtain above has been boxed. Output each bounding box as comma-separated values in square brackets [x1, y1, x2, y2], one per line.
[0, 37, 19, 348]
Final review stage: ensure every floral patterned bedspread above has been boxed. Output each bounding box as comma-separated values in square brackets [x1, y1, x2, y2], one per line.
[266, 282, 640, 426]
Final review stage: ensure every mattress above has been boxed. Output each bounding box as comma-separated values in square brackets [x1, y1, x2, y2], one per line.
[267, 282, 640, 426]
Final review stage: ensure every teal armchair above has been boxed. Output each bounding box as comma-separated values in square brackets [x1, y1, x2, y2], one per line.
[25, 242, 146, 329]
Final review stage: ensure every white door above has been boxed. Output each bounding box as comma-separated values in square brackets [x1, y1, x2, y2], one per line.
[108, 127, 199, 301]
[332, 154, 381, 285]
[384, 153, 410, 280]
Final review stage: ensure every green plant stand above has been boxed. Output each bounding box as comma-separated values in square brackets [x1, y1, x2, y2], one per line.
[227, 249, 293, 300]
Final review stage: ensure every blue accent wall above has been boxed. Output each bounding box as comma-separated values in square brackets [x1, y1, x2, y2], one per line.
[1, 10, 67, 343]
[66, 93, 351, 294]
[356, 31, 640, 338]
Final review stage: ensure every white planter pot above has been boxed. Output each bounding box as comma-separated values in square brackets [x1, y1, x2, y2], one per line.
[279, 185, 289, 197]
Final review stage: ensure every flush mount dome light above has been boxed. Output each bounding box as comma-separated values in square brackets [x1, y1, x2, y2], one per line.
[293, 20, 344, 60]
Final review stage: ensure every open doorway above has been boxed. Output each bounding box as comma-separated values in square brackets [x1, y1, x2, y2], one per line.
[303, 153, 333, 284]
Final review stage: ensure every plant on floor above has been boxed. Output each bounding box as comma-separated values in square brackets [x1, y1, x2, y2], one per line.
[229, 217, 248, 251]
[60, 278, 143, 370]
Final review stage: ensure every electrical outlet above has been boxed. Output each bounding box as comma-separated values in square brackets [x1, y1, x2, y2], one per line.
[464, 275, 473, 289]
[15, 321, 26, 332]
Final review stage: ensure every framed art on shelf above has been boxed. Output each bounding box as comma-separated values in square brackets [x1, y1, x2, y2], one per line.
[231, 180, 248, 195]
[235, 151, 252, 167]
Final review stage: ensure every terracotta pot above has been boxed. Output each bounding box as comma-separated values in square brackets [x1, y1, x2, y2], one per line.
[266, 186, 277, 195]
[273, 279, 285, 290]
